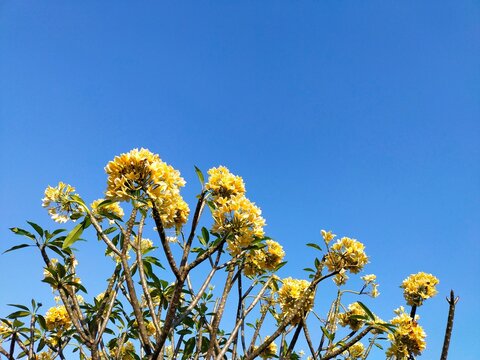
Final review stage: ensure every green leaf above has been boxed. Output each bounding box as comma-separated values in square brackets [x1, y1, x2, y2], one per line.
[62, 223, 84, 249]
[7, 304, 29, 311]
[374, 342, 384, 350]
[3, 243, 31, 254]
[10, 227, 35, 240]
[201, 227, 210, 244]
[7, 310, 30, 319]
[321, 326, 334, 341]
[27, 222, 44, 237]
[194, 166, 204, 186]
[357, 301, 376, 320]
[306, 242, 322, 251]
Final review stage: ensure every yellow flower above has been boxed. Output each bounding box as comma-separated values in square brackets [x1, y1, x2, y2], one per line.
[258, 337, 277, 359]
[244, 240, 285, 276]
[45, 306, 71, 331]
[386, 307, 426, 358]
[35, 351, 53, 360]
[343, 342, 365, 359]
[42, 182, 80, 223]
[90, 199, 124, 223]
[105, 148, 189, 229]
[401, 272, 439, 306]
[277, 278, 314, 324]
[110, 340, 135, 360]
[325, 237, 369, 277]
[212, 194, 266, 254]
[338, 302, 368, 331]
[361, 274, 376, 283]
[321, 230, 336, 244]
[206, 166, 245, 199]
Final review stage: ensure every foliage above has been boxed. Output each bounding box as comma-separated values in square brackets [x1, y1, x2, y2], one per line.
[0, 148, 442, 360]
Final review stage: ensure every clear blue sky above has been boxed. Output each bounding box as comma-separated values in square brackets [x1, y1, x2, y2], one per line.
[1, 1, 479, 358]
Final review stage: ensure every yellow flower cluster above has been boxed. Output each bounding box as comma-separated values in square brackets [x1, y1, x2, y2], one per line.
[110, 340, 135, 360]
[258, 337, 277, 359]
[206, 167, 266, 254]
[343, 342, 365, 359]
[338, 302, 368, 331]
[277, 278, 314, 324]
[361, 274, 380, 298]
[386, 307, 426, 358]
[325, 237, 368, 282]
[35, 352, 53, 360]
[205, 166, 245, 198]
[45, 306, 72, 331]
[90, 199, 124, 222]
[105, 148, 189, 229]
[0, 322, 11, 341]
[401, 272, 439, 307]
[42, 182, 80, 223]
[244, 240, 285, 276]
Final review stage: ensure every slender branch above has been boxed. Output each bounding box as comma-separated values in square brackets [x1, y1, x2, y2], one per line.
[216, 277, 273, 360]
[322, 326, 373, 360]
[88, 212, 122, 257]
[119, 208, 153, 354]
[28, 312, 36, 359]
[0, 344, 14, 360]
[207, 266, 236, 358]
[151, 204, 181, 279]
[302, 318, 317, 360]
[441, 290, 459, 360]
[245, 270, 338, 360]
[179, 191, 206, 270]
[134, 214, 162, 339]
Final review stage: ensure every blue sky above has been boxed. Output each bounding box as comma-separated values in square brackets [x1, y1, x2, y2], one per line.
[1, 1, 479, 358]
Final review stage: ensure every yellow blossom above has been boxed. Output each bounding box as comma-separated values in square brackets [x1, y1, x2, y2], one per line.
[244, 240, 285, 276]
[45, 306, 71, 331]
[343, 342, 365, 359]
[277, 278, 314, 324]
[386, 307, 426, 358]
[90, 199, 124, 223]
[338, 302, 368, 331]
[401, 272, 439, 306]
[212, 194, 266, 254]
[110, 340, 135, 360]
[321, 230, 336, 244]
[206, 166, 245, 199]
[42, 182, 80, 223]
[258, 337, 277, 359]
[325, 237, 369, 277]
[105, 148, 189, 229]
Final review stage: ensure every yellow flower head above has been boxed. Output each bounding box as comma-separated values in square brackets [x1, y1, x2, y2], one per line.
[206, 166, 245, 199]
[212, 194, 266, 253]
[258, 337, 277, 359]
[343, 342, 365, 359]
[386, 307, 426, 358]
[90, 199, 124, 222]
[105, 148, 189, 229]
[277, 278, 314, 324]
[110, 340, 135, 360]
[45, 306, 71, 331]
[338, 302, 368, 331]
[243, 240, 285, 276]
[401, 272, 439, 306]
[325, 237, 369, 276]
[321, 230, 336, 244]
[42, 182, 80, 223]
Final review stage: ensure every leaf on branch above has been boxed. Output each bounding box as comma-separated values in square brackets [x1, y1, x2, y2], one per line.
[10, 227, 35, 240]
[194, 165, 205, 186]
[357, 301, 376, 321]
[306, 242, 322, 251]
[3, 243, 32, 254]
